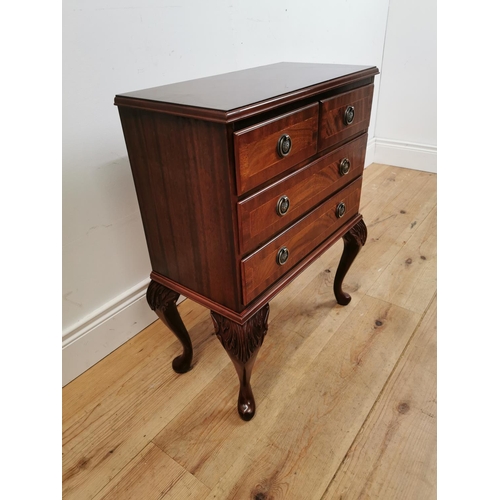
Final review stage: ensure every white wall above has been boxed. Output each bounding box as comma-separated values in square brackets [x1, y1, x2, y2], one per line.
[62, 0, 391, 385]
[374, 0, 437, 172]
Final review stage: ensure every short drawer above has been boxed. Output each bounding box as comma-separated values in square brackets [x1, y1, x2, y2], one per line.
[241, 176, 362, 304]
[237, 133, 367, 255]
[234, 103, 319, 195]
[319, 84, 374, 150]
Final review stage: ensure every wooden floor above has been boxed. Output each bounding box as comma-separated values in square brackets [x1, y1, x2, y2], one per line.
[63, 163, 437, 500]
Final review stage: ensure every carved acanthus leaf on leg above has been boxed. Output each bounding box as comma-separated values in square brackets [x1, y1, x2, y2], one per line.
[211, 305, 269, 364]
[146, 280, 179, 310]
[211, 304, 270, 421]
[343, 218, 367, 248]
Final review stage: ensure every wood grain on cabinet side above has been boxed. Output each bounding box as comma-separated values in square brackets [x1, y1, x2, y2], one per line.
[118, 107, 241, 311]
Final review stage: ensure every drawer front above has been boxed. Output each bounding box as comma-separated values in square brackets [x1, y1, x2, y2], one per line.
[238, 133, 367, 255]
[241, 177, 362, 304]
[319, 84, 374, 150]
[234, 103, 319, 195]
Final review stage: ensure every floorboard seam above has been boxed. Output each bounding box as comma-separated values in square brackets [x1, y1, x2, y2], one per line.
[319, 290, 437, 500]
[88, 441, 152, 500]
[150, 442, 213, 492]
[364, 201, 437, 301]
[84, 349, 228, 499]
[150, 440, 213, 491]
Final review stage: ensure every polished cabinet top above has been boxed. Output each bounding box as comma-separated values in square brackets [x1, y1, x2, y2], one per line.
[115, 62, 379, 122]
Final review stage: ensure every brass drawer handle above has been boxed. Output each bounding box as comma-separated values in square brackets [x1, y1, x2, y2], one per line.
[276, 246, 289, 266]
[277, 134, 292, 157]
[344, 106, 355, 125]
[276, 195, 290, 216]
[339, 158, 351, 176]
[336, 202, 346, 218]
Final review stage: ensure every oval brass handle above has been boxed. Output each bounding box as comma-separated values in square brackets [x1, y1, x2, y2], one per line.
[276, 195, 290, 216]
[336, 202, 346, 218]
[339, 158, 351, 176]
[344, 106, 355, 125]
[277, 134, 292, 157]
[276, 246, 289, 266]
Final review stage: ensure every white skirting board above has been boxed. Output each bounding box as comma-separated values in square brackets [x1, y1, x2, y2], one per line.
[374, 138, 437, 173]
[62, 278, 185, 386]
[364, 137, 376, 168]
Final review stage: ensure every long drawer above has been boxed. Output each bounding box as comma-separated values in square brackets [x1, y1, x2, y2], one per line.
[233, 103, 319, 195]
[319, 84, 374, 150]
[237, 133, 367, 254]
[241, 177, 363, 304]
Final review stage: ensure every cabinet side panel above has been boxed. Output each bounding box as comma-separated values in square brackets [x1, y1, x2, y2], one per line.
[118, 107, 240, 310]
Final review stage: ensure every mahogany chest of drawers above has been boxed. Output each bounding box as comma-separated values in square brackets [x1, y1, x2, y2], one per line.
[115, 62, 379, 420]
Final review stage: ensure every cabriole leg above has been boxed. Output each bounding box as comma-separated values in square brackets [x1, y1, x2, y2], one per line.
[146, 281, 193, 373]
[334, 218, 368, 305]
[211, 304, 270, 421]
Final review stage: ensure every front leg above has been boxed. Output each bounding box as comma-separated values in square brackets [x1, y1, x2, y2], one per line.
[211, 304, 270, 421]
[146, 281, 193, 373]
[334, 218, 367, 305]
